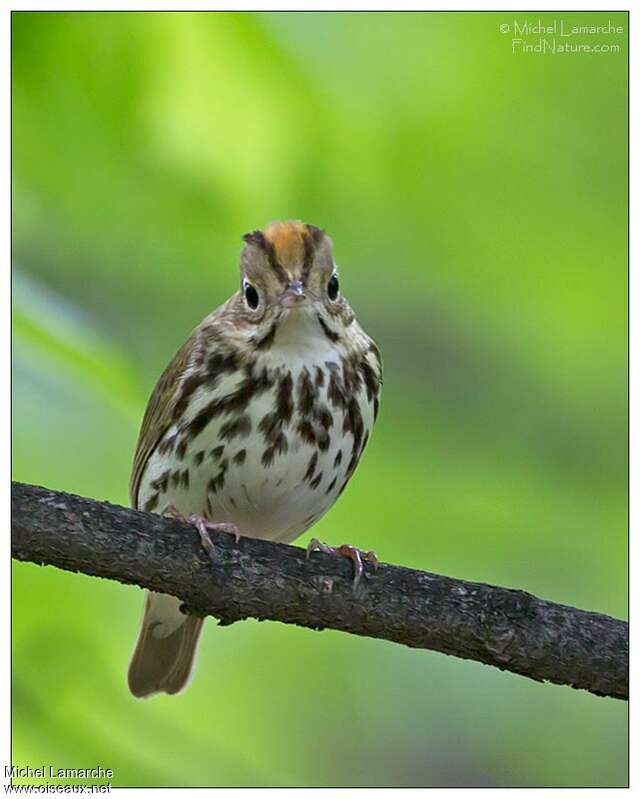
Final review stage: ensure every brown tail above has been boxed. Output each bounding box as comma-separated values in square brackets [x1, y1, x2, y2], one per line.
[128, 592, 204, 698]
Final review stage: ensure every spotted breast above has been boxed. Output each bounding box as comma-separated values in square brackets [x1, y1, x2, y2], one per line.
[137, 306, 381, 543]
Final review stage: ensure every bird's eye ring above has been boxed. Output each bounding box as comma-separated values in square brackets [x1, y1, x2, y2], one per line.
[243, 280, 259, 310]
[327, 273, 339, 301]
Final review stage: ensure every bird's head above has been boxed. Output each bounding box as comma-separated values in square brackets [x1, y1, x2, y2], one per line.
[234, 221, 349, 329]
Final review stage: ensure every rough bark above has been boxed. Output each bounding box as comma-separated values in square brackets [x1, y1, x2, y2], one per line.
[11, 481, 628, 700]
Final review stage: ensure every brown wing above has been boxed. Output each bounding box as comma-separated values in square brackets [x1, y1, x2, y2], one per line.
[129, 333, 198, 509]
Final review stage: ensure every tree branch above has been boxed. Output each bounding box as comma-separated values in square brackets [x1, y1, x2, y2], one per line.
[11, 481, 628, 701]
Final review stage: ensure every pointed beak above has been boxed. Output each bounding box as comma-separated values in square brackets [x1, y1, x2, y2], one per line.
[281, 280, 308, 308]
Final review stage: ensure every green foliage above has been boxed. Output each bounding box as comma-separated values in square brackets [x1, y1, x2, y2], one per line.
[12, 11, 627, 787]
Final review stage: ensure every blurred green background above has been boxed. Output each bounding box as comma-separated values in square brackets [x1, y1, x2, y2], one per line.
[12, 10, 628, 788]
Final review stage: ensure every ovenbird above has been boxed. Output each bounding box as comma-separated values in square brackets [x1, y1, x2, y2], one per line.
[128, 221, 383, 697]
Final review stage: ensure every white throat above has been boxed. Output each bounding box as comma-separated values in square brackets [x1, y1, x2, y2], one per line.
[270, 307, 338, 363]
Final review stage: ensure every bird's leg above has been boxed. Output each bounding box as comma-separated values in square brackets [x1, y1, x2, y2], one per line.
[306, 537, 379, 589]
[161, 505, 240, 563]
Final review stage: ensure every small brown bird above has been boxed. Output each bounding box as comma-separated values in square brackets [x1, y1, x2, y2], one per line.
[127, 221, 383, 697]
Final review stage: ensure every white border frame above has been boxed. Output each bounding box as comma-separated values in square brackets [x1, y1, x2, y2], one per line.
[2, 3, 632, 796]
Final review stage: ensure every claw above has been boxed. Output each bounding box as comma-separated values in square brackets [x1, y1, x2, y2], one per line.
[306, 538, 379, 589]
[161, 504, 183, 520]
[160, 505, 240, 563]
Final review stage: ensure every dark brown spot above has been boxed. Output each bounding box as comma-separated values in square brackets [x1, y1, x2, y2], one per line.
[315, 366, 325, 387]
[343, 396, 364, 478]
[158, 433, 177, 456]
[194, 450, 205, 467]
[297, 420, 316, 445]
[346, 450, 360, 477]
[359, 359, 379, 402]
[229, 496, 237, 507]
[233, 449, 247, 465]
[314, 404, 333, 430]
[309, 472, 323, 490]
[369, 340, 383, 376]
[342, 355, 362, 395]
[143, 493, 159, 513]
[326, 362, 346, 409]
[180, 469, 190, 489]
[326, 476, 337, 494]
[273, 431, 289, 456]
[343, 398, 364, 452]
[207, 350, 240, 375]
[304, 451, 318, 481]
[259, 372, 294, 442]
[334, 450, 343, 468]
[261, 433, 288, 468]
[220, 414, 252, 441]
[210, 445, 225, 460]
[208, 460, 228, 494]
[318, 314, 340, 343]
[176, 438, 188, 460]
[253, 320, 278, 351]
[185, 408, 211, 438]
[297, 368, 316, 416]
[373, 397, 380, 421]
[276, 372, 294, 422]
[150, 469, 170, 494]
[173, 375, 205, 421]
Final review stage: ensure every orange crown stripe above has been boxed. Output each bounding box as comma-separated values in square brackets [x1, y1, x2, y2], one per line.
[264, 221, 309, 268]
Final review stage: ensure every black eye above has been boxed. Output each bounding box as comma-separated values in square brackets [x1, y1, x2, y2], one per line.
[327, 273, 339, 301]
[243, 281, 259, 310]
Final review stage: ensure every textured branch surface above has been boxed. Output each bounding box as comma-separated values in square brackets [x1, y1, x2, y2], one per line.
[11, 481, 628, 700]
